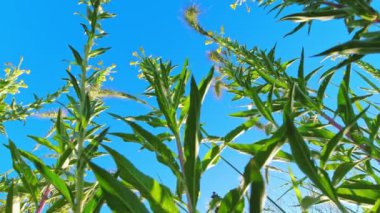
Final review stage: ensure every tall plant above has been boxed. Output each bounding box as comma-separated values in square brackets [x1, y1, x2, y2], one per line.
[2, 0, 380, 212]
[2, 0, 119, 212]
[185, 1, 380, 212]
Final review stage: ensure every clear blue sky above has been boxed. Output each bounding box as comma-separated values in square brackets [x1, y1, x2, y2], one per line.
[0, 0, 363, 212]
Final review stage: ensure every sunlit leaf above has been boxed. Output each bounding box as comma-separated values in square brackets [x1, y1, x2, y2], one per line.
[8, 140, 40, 207]
[183, 77, 202, 209]
[89, 162, 149, 213]
[103, 145, 179, 213]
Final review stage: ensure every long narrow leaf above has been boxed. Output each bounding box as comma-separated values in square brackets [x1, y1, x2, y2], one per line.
[89, 162, 149, 213]
[103, 145, 179, 213]
[124, 120, 181, 177]
[284, 114, 346, 212]
[247, 160, 266, 213]
[5, 181, 19, 213]
[183, 77, 202, 209]
[33, 161, 74, 206]
[8, 140, 40, 207]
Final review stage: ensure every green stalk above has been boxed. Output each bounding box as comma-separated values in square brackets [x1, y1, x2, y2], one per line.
[174, 133, 194, 213]
[75, 4, 97, 212]
[75, 41, 94, 213]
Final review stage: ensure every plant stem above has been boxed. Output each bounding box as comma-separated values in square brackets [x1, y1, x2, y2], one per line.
[75, 133, 86, 213]
[320, 111, 380, 163]
[174, 133, 194, 213]
[75, 21, 94, 213]
[36, 185, 51, 213]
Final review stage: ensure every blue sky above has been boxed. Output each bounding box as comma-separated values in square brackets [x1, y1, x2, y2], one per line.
[0, 0, 366, 212]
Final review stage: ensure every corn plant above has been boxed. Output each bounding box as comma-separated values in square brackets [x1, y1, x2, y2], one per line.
[2, 0, 380, 212]
[185, 1, 380, 212]
[2, 0, 119, 212]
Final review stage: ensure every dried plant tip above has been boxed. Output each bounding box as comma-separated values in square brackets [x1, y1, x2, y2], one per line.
[185, 6, 200, 27]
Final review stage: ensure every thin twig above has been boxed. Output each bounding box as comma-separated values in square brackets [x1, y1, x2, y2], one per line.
[36, 185, 51, 213]
[320, 111, 380, 163]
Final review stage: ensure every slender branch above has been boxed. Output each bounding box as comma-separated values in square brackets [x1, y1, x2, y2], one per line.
[36, 185, 51, 213]
[320, 111, 380, 163]
[320, 111, 344, 131]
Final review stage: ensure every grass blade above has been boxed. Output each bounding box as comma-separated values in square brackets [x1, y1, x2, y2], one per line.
[33, 161, 74, 206]
[89, 162, 149, 213]
[8, 140, 40, 207]
[103, 145, 179, 213]
[183, 77, 202, 209]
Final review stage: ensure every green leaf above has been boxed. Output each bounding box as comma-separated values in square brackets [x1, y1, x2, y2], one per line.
[228, 126, 290, 164]
[46, 197, 67, 213]
[85, 127, 109, 159]
[281, 9, 349, 22]
[355, 59, 380, 81]
[103, 145, 179, 213]
[356, 71, 380, 94]
[56, 147, 73, 169]
[124, 120, 181, 177]
[298, 48, 306, 92]
[247, 160, 266, 213]
[140, 58, 178, 134]
[301, 196, 325, 210]
[337, 183, 380, 205]
[284, 114, 346, 211]
[224, 117, 259, 142]
[320, 107, 369, 168]
[88, 47, 111, 58]
[201, 144, 221, 172]
[28, 135, 60, 153]
[372, 199, 380, 213]
[337, 64, 355, 124]
[317, 69, 336, 103]
[228, 142, 293, 162]
[218, 188, 245, 213]
[289, 168, 303, 209]
[16, 149, 43, 165]
[199, 66, 214, 102]
[229, 109, 258, 117]
[33, 160, 74, 206]
[255, 67, 288, 88]
[5, 181, 19, 213]
[247, 88, 277, 125]
[184, 77, 202, 209]
[89, 162, 149, 213]
[110, 132, 141, 143]
[68, 45, 83, 66]
[55, 109, 69, 152]
[284, 22, 307, 37]
[172, 59, 189, 110]
[8, 140, 40, 207]
[83, 187, 104, 213]
[252, 126, 286, 168]
[305, 65, 323, 83]
[315, 40, 380, 56]
[332, 159, 366, 186]
[365, 161, 380, 185]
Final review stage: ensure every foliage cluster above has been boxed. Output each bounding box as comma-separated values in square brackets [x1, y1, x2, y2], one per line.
[1, 0, 380, 212]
